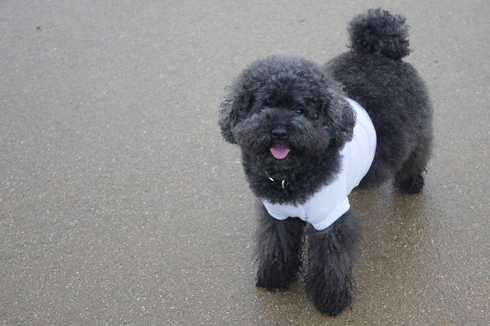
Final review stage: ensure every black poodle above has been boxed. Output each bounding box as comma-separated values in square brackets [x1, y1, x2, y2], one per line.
[219, 8, 433, 316]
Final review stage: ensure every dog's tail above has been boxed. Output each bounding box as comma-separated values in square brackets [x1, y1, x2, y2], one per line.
[348, 8, 410, 60]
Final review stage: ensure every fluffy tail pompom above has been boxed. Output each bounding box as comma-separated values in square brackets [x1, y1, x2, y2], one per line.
[348, 8, 411, 60]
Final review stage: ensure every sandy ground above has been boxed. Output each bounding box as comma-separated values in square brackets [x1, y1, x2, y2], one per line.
[1, 0, 489, 325]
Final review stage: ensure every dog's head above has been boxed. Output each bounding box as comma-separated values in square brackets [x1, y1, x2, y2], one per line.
[219, 55, 355, 170]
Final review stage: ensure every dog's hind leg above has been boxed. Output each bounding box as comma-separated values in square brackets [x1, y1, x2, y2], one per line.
[254, 203, 305, 290]
[305, 210, 362, 316]
[394, 164, 425, 194]
[393, 137, 432, 194]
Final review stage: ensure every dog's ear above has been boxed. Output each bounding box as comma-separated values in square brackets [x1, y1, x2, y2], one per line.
[218, 93, 237, 144]
[321, 91, 356, 148]
[219, 90, 250, 144]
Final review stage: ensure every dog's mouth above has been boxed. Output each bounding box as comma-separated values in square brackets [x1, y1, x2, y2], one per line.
[270, 143, 291, 160]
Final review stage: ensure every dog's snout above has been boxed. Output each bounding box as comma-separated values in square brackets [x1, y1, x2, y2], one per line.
[271, 127, 288, 139]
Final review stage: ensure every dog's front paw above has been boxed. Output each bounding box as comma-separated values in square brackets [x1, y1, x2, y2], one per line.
[312, 286, 352, 316]
[255, 277, 282, 290]
[255, 263, 298, 290]
[306, 260, 354, 316]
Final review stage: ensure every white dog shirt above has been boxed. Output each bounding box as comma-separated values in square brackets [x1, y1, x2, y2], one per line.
[262, 98, 376, 230]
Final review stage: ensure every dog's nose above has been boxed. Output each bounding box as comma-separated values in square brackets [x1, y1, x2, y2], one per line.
[271, 127, 288, 139]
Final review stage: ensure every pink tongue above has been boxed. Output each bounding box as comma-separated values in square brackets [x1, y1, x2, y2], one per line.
[270, 143, 291, 160]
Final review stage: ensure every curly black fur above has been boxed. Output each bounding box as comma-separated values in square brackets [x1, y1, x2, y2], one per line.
[220, 56, 356, 204]
[254, 202, 306, 289]
[348, 8, 411, 60]
[219, 8, 433, 316]
[325, 9, 433, 191]
[306, 210, 362, 316]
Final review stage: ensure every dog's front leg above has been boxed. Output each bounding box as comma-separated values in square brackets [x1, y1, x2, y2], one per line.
[254, 202, 306, 290]
[305, 209, 362, 316]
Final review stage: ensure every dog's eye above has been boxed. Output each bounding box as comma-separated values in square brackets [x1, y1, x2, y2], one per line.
[296, 109, 304, 115]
